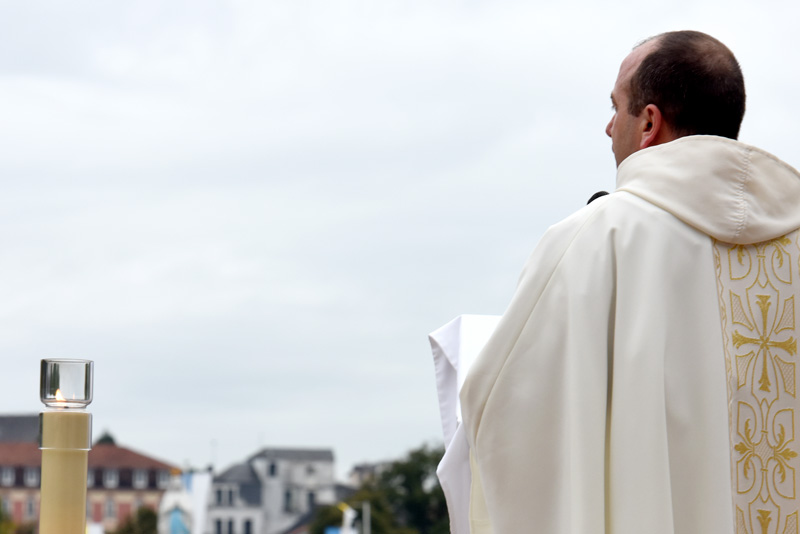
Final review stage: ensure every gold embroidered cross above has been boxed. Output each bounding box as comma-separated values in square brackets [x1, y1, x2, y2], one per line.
[732, 295, 797, 392]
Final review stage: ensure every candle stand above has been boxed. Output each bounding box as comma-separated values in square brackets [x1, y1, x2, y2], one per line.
[39, 359, 93, 534]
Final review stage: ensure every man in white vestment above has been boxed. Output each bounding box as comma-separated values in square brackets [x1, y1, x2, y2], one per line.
[458, 31, 800, 533]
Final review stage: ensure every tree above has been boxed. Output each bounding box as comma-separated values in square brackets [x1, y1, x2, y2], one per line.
[310, 443, 448, 534]
[0, 507, 13, 534]
[95, 431, 117, 446]
[113, 507, 157, 534]
[376, 444, 448, 534]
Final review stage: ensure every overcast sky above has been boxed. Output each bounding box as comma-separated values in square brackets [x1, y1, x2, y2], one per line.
[2, 1, 799, 479]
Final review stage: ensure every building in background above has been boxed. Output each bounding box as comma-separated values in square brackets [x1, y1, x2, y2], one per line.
[0, 414, 41, 525]
[346, 462, 390, 488]
[0, 415, 39, 444]
[87, 434, 177, 532]
[0, 441, 41, 526]
[208, 448, 336, 534]
[158, 469, 213, 534]
[0, 415, 176, 532]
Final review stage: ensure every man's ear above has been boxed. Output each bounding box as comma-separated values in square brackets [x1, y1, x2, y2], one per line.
[639, 104, 665, 149]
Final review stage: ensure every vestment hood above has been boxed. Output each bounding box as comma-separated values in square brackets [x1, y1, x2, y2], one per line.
[616, 135, 800, 244]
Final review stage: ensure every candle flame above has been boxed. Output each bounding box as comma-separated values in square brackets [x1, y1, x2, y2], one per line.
[55, 389, 66, 402]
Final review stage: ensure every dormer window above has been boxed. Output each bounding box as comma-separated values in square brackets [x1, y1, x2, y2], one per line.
[133, 469, 147, 489]
[24, 468, 39, 487]
[0, 467, 14, 487]
[104, 469, 119, 489]
[269, 462, 277, 477]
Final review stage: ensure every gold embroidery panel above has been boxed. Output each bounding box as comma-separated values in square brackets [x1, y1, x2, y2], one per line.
[716, 234, 800, 534]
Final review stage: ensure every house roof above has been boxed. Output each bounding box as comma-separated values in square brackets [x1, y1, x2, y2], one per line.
[0, 441, 176, 470]
[213, 448, 334, 481]
[88, 443, 175, 470]
[0, 442, 41, 466]
[0, 415, 39, 443]
[335, 483, 356, 502]
[249, 448, 334, 463]
[278, 507, 318, 534]
[215, 462, 258, 484]
[213, 463, 262, 506]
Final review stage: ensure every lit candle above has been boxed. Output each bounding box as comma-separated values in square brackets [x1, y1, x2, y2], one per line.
[39, 359, 93, 534]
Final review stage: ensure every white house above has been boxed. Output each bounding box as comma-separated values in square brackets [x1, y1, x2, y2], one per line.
[207, 448, 336, 534]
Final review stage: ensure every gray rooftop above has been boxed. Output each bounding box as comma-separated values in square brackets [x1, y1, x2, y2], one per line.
[0, 415, 39, 443]
[214, 463, 262, 506]
[215, 462, 259, 484]
[249, 448, 334, 463]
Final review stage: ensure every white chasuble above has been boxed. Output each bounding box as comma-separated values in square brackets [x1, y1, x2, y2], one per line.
[456, 136, 800, 534]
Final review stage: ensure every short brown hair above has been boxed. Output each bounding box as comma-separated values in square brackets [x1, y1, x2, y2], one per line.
[628, 31, 745, 140]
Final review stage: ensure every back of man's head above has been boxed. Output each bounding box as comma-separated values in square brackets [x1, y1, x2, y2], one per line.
[628, 31, 746, 140]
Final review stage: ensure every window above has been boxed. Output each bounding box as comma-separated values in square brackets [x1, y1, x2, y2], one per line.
[216, 489, 223, 505]
[269, 462, 277, 477]
[227, 519, 234, 534]
[105, 497, 115, 519]
[0, 467, 13, 487]
[87, 469, 95, 487]
[157, 470, 169, 489]
[25, 497, 35, 519]
[244, 520, 252, 534]
[283, 490, 292, 513]
[24, 468, 39, 487]
[104, 469, 119, 489]
[215, 519, 222, 534]
[133, 469, 147, 489]
[228, 489, 234, 506]
[307, 491, 315, 510]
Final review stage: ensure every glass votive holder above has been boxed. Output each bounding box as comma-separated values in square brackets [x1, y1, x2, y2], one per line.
[40, 359, 94, 409]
